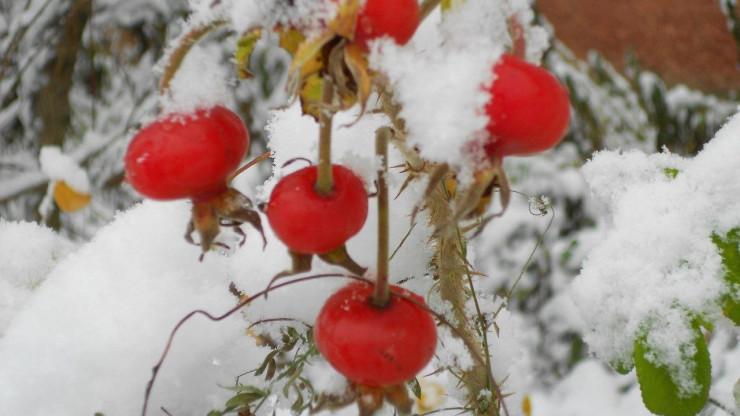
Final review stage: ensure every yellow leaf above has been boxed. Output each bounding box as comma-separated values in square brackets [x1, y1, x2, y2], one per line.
[441, 0, 466, 12]
[521, 395, 532, 416]
[53, 181, 91, 213]
[414, 380, 446, 414]
[277, 27, 305, 55]
[299, 74, 324, 120]
[287, 31, 334, 95]
[235, 28, 263, 79]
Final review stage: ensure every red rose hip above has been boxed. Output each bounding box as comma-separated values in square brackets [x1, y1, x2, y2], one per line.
[484, 54, 571, 158]
[266, 164, 368, 254]
[313, 282, 437, 387]
[124, 106, 249, 200]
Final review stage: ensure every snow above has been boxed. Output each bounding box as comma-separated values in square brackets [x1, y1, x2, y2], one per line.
[39, 146, 91, 193]
[159, 45, 234, 117]
[370, 2, 503, 179]
[0, 221, 74, 337]
[0, 201, 255, 415]
[572, 113, 740, 390]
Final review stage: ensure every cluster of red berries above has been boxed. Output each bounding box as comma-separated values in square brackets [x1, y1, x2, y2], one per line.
[124, 0, 570, 408]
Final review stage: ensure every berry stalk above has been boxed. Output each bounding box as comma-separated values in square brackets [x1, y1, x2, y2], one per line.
[372, 127, 392, 307]
[315, 76, 335, 196]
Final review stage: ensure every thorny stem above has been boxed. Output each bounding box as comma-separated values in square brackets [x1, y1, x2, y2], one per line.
[376, 67, 498, 416]
[315, 76, 335, 195]
[427, 179, 495, 415]
[227, 150, 272, 184]
[159, 21, 227, 97]
[455, 224, 493, 393]
[142, 273, 509, 416]
[373, 127, 392, 307]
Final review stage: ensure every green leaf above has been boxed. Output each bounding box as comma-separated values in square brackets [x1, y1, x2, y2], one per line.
[265, 357, 277, 381]
[254, 350, 280, 376]
[663, 168, 680, 179]
[712, 228, 740, 325]
[222, 385, 267, 395]
[634, 324, 711, 416]
[235, 29, 262, 79]
[408, 378, 422, 399]
[224, 391, 265, 408]
[611, 360, 634, 375]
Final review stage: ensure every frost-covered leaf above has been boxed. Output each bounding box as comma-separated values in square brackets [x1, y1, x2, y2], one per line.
[712, 228, 740, 325]
[634, 324, 710, 416]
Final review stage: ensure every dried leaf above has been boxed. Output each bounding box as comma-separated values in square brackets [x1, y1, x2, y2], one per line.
[343, 42, 372, 119]
[278, 27, 305, 55]
[235, 29, 262, 79]
[53, 181, 91, 212]
[328, 0, 360, 39]
[521, 395, 532, 416]
[300, 74, 323, 120]
[287, 32, 334, 95]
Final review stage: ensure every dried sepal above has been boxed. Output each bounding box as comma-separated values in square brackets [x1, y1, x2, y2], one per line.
[343, 41, 372, 120]
[383, 384, 413, 415]
[186, 187, 266, 259]
[318, 244, 367, 276]
[357, 385, 384, 416]
[328, 0, 361, 39]
[287, 31, 335, 96]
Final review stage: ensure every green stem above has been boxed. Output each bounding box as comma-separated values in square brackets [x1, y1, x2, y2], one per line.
[315, 76, 335, 196]
[372, 127, 392, 307]
[492, 193, 555, 320]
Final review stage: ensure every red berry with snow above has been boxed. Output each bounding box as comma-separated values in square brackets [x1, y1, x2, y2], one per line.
[484, 54, 571, 158]
[124, 106, 249, 200]
[313, 282, 437, 387]
[266, 164, 368, 254]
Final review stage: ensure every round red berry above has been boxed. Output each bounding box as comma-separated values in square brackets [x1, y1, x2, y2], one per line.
[266, 164, 368, 254]
[124, 106, 249, 200]
[484, 54, 571, 158]
[313, 282, 437, 387]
